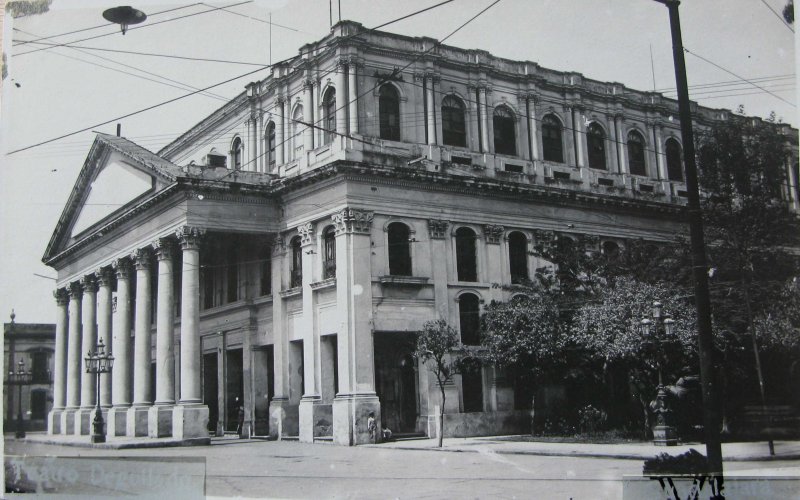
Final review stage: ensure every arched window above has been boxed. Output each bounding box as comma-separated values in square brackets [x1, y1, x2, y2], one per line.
[323, 226, 336, 279]
[379, 84, 400, 141]
[665, 138, 683, 181]
[628, 130, 647, 176]
[493, 106, 516, 156]
[290, 236, 302, 288]
[458, 293, 481, 345]
[442, 95, 467, 147]
[323, 88, 336, 144]
[508, 232, 528, 284]
[455, 227, 478, 282]
[541, 114, 564, 163]
[291, 105, 304, 160]
[231, 137, 243, 169]
[388, 222, 412, 276]
[265, 122, 276, 169]
[587, 123, 606, 170]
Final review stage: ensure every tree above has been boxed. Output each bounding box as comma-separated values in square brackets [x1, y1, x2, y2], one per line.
[784, 1, 794, 24]
[697, 113, 800, 451]
[6, 0, 52, 18]
[414, 320, 474, 447]
[570, 277, 698, 438]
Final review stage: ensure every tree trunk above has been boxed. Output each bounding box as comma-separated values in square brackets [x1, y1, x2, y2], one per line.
[639, 394, 651, 440]
[439, 384, 446, 448]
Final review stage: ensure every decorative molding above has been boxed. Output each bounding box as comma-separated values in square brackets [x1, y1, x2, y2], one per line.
[427, 219, 449, 239]
[533, 229, 556, 252]
[378, 276, 430, 286]
[67, 281, 83, 300]
[112, 258, 132, 280]
[271, 234, 286, 257]
[331, 208, 373, 235]
[54, 288, 69, 306]
[297, 222, 316, 246]
[152, 237, 176, 260]
[176, 225, 205, 251]
[131, 247, 153, 271]
[80, 274, 98, 294]
[483, 225, 505, 244]
[310, 278, 337, 291]
[373, 69, 403, 82]
[94, 267, 114, 287]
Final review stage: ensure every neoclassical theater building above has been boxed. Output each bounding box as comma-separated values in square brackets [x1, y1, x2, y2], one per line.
[44, 21, 799, 444]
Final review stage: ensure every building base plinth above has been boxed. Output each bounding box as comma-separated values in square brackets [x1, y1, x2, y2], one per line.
[299, 396, 323, 443]
[268, 398, 298, 440]
[333, 394, 381, 446]
[172, 404, 209, 440]
[75, 408, 93, 435]
[48, 409, 63, 435]
[148, 405, 174, 438]
[126, 406, 150, 437]
[653, 425, 678, 446]
[107, 407, 129, 436]
[61, 409, 76, 435]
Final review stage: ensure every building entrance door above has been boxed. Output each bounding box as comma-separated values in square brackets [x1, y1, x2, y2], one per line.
[226, 348, 244, 432]
[203, 353, 218, 432]
[375, 333, 418, 433]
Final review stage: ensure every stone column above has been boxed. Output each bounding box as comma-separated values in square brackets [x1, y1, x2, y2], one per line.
[428, 220, 451, 320]
[173, 226, 209, 441]
[331, 208, 379, 446]
[149, 237, 176, 437]
[48, 288, 69, 435]
[426, 74, 437, 145]
[608, 115, 620, 174]
[479, 87, 489, 152]
[347, 60, 358, 134]
[302, 78, 314, 154]
[297, 222, 321, 443]
[615, 114, 628, 174]
[653, 123, 666, 180]
[64, 282, 82, 434]
[77, 274, 98, 435]
[527, 95, 540, 161]
[564, 107, 577, 166]
[127, 247, 152, 437]
[276, 95, 285, 166]
[268, 236, 294, 439]
[108, 258, 132, 436]
[483, 225, 505, 302]
[336, 58, 347, 140]
[573, 106, 586, 168]
[96, 268, 113, 409]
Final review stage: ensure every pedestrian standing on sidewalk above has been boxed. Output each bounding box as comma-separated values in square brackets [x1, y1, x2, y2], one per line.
[367, 412, 377, 443]
[237, 405, 245, 437]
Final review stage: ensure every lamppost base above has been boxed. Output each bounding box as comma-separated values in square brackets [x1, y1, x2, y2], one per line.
[91, 412, 106, 443]
[15, 429, 26, 439]
[653, 425, 678, 446]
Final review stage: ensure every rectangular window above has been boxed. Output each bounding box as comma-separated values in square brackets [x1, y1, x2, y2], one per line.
[462, 369, 483, 413]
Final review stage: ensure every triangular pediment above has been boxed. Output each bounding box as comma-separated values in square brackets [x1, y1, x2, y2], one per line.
[43, 134, 184, 263]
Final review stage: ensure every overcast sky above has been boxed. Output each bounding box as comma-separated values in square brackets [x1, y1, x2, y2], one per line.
[0, 0, 796, 324]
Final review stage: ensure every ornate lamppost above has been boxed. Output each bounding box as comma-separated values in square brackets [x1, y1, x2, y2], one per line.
[85, 339, 114, 443]
[5, 359, 33, 438]
[641, 301, 678, 446]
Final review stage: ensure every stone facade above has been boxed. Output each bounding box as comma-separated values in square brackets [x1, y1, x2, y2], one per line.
[44, 21, 799, 444]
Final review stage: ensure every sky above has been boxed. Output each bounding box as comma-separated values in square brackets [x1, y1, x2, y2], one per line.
[0, 0, 797, 325]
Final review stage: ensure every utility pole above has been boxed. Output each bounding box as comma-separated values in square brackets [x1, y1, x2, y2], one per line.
[652, 0, 724, 479]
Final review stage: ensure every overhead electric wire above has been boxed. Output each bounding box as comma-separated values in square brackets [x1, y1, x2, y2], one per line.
[757, 0, 795, 33]
[11, 3, 201, 47]
[14, 1, 254, 57]
[11, 37, 267, 67]
[8, 0, 460, 157]
[683, 47, 796, 108]
[197, 2, 310, 34]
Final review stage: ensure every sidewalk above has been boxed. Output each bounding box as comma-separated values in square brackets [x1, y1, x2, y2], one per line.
[365, 435, 800, 462]
[16, 432, 211, 449]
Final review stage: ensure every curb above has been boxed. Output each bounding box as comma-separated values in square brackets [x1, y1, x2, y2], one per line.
[18, 436, 211, 449]
[365, 444, 800, 462]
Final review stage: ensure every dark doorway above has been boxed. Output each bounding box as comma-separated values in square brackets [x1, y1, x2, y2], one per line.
[252, 346, 274, 436]
[226, 348, 244, 432]
[462, 368, 484, 413]
[374, 333, 418, 433]
[203, 353, 219, 432]
[30, 389, 47, 420]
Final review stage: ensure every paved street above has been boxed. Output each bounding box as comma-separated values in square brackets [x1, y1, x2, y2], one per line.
[6, 436, 800, 499]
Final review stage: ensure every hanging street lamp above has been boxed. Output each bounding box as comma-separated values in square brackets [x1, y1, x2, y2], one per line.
[102, 6, 147, 35]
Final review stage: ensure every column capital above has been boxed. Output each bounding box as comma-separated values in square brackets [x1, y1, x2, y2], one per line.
[95, 267, 114, 287]
[427, 219, 450, 239]
[332, 208, 373, 236]
[614, 113, 626, 122]
[271, 235, 286, 257]
[483, 225, 505, 244]
[131, 247, 153, 270]
[151, 237, 176, 261]
[275, 92, 286, 104]
[176, 225, 205, 250]
[297, 222, 316, 246]
[54, 288, 69, 306]
[67, 281, 83, 299]
[533, 229, 557, 253]
[80, 274, 98, 294]
[112, 257, 133, 280]
[302, 78, 314, 90]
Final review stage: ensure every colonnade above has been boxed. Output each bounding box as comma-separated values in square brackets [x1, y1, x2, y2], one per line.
[47, 225, 208, 440]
